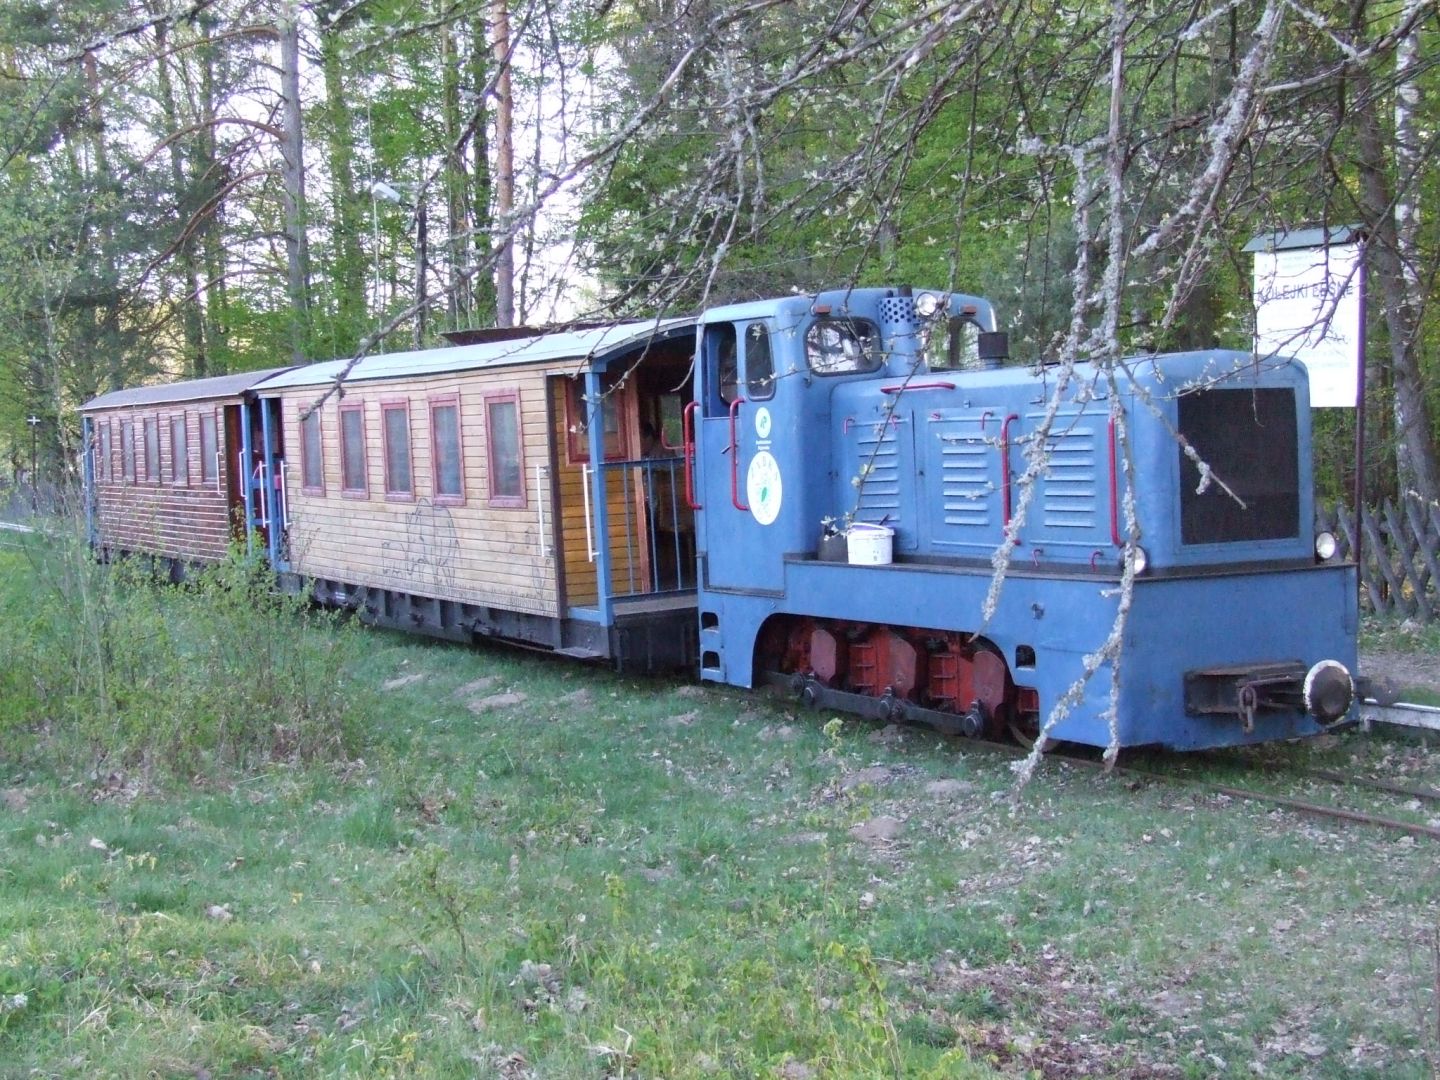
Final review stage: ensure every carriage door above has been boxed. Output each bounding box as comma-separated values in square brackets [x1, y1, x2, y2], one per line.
[696, 319, 786, 593]
[259, 398, 289, 569]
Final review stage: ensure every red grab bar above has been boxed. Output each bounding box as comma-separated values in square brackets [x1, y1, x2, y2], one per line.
[682, 400, 702, 510]
[729, 397, 749, 511]
[1000, 413, 1019, 534]
[1108, 416, 1121, 546]
[880, 381, 956, 394]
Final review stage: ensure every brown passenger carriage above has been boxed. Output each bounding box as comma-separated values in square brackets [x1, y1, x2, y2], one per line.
[252, 320, 701, 670]
[80, 369, 290, 571]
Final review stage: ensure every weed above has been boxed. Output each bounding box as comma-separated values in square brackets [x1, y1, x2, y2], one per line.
[0, 523, 371, 780]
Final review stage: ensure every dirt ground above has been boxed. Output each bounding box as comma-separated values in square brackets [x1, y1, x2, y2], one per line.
[1359, 646, 1440, 699]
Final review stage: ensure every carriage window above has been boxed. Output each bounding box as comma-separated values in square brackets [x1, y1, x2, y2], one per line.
[566, 379, 626, 463]
[122, 421, 135, 482]
[170, 416, 188, 485]
[806, 318, 881, 375]
[200, 413, 218, 485]
[486, 391, 524, 507]
[143, 417, 160, 481]
[299, 410, 323, 492]
[649, 392, 686, 451]
[431, 396, 464, 503]
[99, 422, 112, 483]
[382, 402, 413, 498]
[745, 323, 775, 400]
[339, 404, 368, 497]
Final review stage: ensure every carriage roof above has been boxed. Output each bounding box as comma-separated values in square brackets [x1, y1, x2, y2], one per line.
[255, 317, 697, 393]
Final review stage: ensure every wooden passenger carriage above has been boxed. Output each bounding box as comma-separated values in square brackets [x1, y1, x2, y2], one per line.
[252, 320, 701, 670]
[80, 369, 291, 570]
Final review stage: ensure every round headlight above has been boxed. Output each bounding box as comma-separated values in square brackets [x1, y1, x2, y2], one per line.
[1315, 531, 1338, 561]
[1130, 545, 1149, 575]
[914, 291, 943, 319]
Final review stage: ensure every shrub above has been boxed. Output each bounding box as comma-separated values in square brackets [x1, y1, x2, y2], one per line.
[0, 509, 370, 778]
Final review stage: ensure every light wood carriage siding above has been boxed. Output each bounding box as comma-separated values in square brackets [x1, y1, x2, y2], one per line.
[88, 402, 232, 563]
[549, 387, 652, 607]
[273, 369, 655, 619]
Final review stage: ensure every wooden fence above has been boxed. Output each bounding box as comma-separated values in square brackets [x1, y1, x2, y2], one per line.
[1318, 497, 1440, 622]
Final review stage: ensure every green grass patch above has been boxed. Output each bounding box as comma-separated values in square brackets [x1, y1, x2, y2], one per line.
[1, 527, 1437, 1077]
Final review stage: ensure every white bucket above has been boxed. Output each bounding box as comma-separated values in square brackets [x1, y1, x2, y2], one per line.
[847, 522, 894, 565]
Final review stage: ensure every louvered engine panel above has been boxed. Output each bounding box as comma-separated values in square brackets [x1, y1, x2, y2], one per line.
[922, 410, 1003, 554]
[849, 418, 904, 528]
[937, 428, 992, 528]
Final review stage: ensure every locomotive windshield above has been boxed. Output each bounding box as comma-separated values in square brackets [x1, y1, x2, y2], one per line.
[1177, 388, 1299, 545]
[806, 318, 880, 375]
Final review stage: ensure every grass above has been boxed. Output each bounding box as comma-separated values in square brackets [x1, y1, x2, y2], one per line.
[1, 537, 1438, 1077]
[1361, 614, 1440, 706]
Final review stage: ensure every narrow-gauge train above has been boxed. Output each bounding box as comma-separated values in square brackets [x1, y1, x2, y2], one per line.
[81, 286, 1359, 751]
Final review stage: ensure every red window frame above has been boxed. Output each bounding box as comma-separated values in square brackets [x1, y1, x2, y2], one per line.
[170, 414, 189, 486]
[338, 402, 369, 498]
[484, 389, 526, 508]
[299, 407, 324, 495]
[428, 393, 465, 506]
[381, 399, 414, 501]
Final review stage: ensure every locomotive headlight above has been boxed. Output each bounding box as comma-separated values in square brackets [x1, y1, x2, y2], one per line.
[1129, 545, 1150, 575]
[914, 291, 944, 319]
[1314, 531, 1338, 561]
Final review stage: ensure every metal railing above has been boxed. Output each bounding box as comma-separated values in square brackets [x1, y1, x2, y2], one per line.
[595, 455, 695, 597]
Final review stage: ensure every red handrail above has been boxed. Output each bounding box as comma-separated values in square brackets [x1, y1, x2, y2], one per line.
[682, 401, 702, 510]
[1108, 416, 1121, 547]
[880, 381, 956, 394]
[729, 397, 749, 511]
[1000, 413, 1019, 534]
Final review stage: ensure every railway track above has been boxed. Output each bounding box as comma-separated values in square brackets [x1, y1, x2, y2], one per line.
[1048, 704, 1440, 842]
[761, 671, 1440, 839]
[1108, 759, 1440, 843]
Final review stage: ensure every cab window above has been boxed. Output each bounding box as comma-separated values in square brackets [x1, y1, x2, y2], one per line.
[705, 323, 740, 415]
[744, 322, 775, 400]
[925, 317, 981, 371]
[806, 318, 881, 375]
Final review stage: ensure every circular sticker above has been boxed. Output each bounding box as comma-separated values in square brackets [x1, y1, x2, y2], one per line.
[754, 406, 772, 440]
[747, 450, 783, 526]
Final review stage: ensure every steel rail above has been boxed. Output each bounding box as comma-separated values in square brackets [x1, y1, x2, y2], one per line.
[1047, 748, 1440, 843]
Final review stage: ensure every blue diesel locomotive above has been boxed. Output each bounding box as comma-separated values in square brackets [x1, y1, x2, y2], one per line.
[688, 287, 1356, 751]
[81, 285, 1358, 751]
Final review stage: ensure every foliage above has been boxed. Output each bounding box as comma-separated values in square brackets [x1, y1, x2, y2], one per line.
[0, 522, 370, 777]
[0, 0, 1436, 501]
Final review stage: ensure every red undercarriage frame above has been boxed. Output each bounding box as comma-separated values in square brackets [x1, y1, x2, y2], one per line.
[757, 617, 1039, 737]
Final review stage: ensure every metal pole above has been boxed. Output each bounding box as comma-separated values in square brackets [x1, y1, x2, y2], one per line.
[415, 198, 427, 348]
[492, 0, 515, 327]
[1352, 240, 1368, 604]
[26, 414, 40, 512]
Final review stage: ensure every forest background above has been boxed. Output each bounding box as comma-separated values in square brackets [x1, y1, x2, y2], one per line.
[0, 0, 1436, 509]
